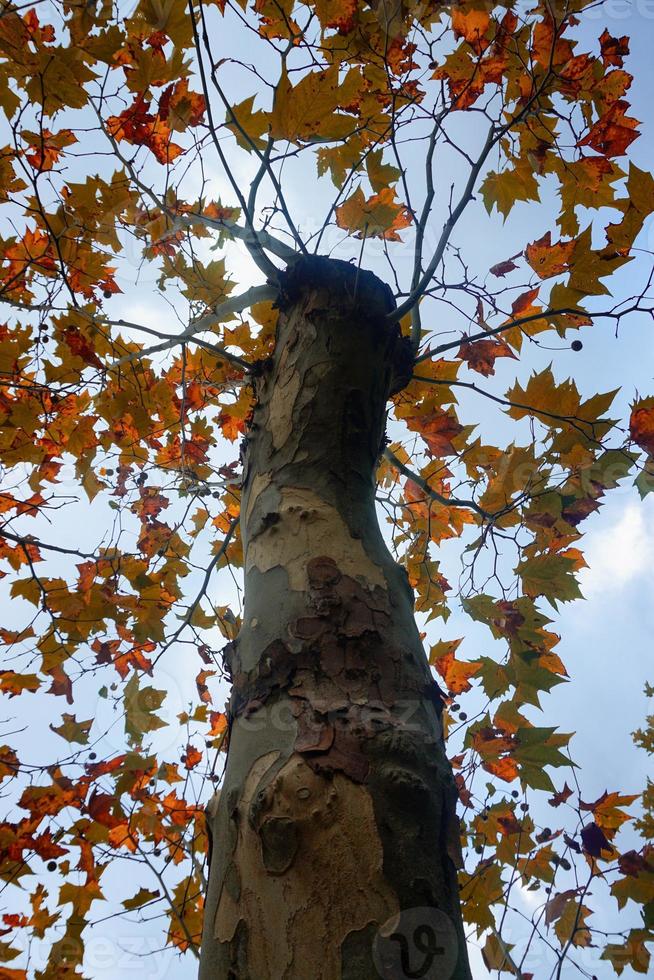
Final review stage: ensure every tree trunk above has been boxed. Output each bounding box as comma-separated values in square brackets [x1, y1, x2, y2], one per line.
[200, 257, 472, 980]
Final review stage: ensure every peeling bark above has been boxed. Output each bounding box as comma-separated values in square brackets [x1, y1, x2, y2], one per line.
[200, 257, 472, 980]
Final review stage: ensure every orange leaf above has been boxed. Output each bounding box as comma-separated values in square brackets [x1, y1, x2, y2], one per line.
[599, 27, 629, 67]
[209, 711, 228, 736]
[511, 287, 540, 316]
[525, 232, 576, 279]
[578, 99, 639, 157]
[62, 326, 103, 369]
[313, 0, 357, 33]
[107, 96, 183, 164]
[196, 669, 215, 704]
[452, 7, 490, 54]
[335, 186, 412, 241]
[484, 757, 519, 782]
[430, 638, 481, 694]
[218, 411, 245, 442]
[23, 129, 77, 171]
[183, 744, 202, 770]
[159, 79, 206, 131]
[457, 336, 516, 377]
[630, 396, 654, 455]
[404, 408, 463, 457]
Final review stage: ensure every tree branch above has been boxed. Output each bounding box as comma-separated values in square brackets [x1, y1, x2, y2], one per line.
[396, 63, 560, 334]
[93, 96, 280, 281]
[0, 528, 112, 560]
[152, 516, 239, 668]
[173, 212, 296, 262]
[414, 301, 654, 361]
[383, 447, 490, 520]
[392, 124, 498, 329]
[108, 284, 277, 369]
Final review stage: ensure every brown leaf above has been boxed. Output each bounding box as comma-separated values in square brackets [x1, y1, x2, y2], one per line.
[599, 28, 629, 67]
[549, 782, 573, 807]
[457, 336, 516, 376]
[581, 821, 613, 857]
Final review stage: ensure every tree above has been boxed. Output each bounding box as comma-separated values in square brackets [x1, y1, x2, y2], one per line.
[0, 0, 653, 977]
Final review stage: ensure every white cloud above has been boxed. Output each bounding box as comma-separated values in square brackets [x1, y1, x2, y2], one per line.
[579, 500, 654, 597]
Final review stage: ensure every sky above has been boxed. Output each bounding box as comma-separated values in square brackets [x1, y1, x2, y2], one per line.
[1, 1, 654, 978]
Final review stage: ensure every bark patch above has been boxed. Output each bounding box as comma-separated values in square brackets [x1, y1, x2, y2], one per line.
[214, 754, 398, 979]
[246, 487, 386, 591]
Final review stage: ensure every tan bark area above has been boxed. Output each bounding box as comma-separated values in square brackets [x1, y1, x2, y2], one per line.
[266, 318, 329, 452]
[243, 472, 271, 526]
[215, 751, 398, 979]
[246, 487, 386, 592]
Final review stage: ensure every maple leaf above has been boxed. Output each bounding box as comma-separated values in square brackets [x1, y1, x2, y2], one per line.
[23, 8, 55, 43]
[196, 669, 215, 704]
[457, 335, 516, 376]
[578, 99, 640, 157]
[182, 743, 202, 770]
[22, 129, 77, 171]
[0, 745, 19, 781]
[580, 821, 613, 857]
[209, 711, 228, 737]
[480, 168, 540, 219]
[0, 672, 40, 697]
[270, 64, 361, 143]
[124, 673, 167, 741]
[403, 407, 463, 457]
[122, 887, 160, 911]
[580, 789, 639, 838]
[365, 150, 401, 194]
[630, 396, 654, 456]
[62, 326, 103, 369]
[489, 255, 520, 277]
[516, 552, 583, 606]
[2, 229, 55, 297]
[430, 638, 481, 694]
[335, 186, 412, 241]
[552, 896, 593, 947]
[599, 28, 629, 67]
[451, 7, 490, 54]
[510, 287, 540, 317]
[107, 96, 183, 164]
[158, 79, 206, 131]
[525, 232, 576, 279]
[50, 714, 93, 745]
[601, 931, 650, 975]
[549, 782, 573, 807]
[611, 846, 654, 910]
[313, 0, 358, 34]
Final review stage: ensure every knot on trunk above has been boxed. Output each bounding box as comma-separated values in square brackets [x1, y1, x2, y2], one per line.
[277, 255, 413, 395]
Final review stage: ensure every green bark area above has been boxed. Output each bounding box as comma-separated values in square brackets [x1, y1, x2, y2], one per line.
[200, 257, 472, 980]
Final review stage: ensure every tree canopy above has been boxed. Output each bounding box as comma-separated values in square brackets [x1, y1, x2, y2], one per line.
[0, 0, 653, 976]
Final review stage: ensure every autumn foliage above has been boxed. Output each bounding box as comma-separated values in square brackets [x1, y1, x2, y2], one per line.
[0, 0, 653, 976]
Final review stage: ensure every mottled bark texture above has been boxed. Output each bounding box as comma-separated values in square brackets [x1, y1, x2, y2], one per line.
[200, 257, 472, 980]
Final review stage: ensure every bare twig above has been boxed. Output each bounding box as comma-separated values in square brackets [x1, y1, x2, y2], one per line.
[108, 284, 277, 369]
[383, 447, 490, 520]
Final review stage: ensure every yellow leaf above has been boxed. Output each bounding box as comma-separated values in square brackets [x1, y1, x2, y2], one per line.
[336, 186, 412, 241]
[270, 65, 361, 143]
